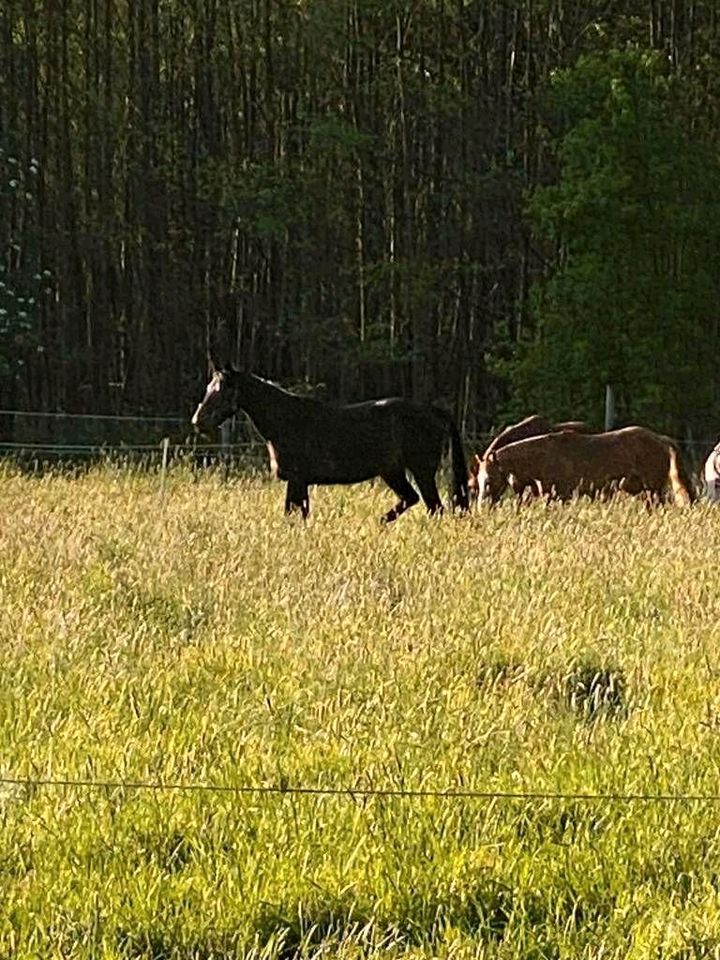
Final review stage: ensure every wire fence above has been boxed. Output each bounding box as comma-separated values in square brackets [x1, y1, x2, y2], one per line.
[0, 441, 256, 453]
[2, 774, 720, 805]
[0, 407, 200, 457]
[0, 408, 270, 469]
[0, 409, 186, 423]
[0, 409, 717, 448]
[0, 409, 716, 480]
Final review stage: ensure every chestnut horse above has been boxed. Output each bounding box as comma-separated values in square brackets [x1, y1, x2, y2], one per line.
[477, 426, 695, 506]
[469, 415, 591, 502]
[191, 365, 469, 523]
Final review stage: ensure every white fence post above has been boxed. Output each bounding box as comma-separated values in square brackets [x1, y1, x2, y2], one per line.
[159, 436, 170, 502]
[604, 384, 615, 432]
[220, 420, 232, 450]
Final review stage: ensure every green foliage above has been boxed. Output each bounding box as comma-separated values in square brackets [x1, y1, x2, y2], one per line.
[228, 164, 308, 240]
[305, 115, 375, 159]
[504, 51, 720, 431]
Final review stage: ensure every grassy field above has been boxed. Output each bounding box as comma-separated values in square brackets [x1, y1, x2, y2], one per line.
[1, 464, 720, 958]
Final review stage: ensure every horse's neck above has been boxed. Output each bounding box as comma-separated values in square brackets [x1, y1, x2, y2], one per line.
[234, 375, 295, 438]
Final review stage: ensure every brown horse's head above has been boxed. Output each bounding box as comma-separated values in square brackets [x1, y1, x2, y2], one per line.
[476, 452, 508, 504]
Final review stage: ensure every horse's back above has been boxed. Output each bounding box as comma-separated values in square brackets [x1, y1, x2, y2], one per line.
[283, 396, 449, 484]
[533, 426, 668, 469]
[496, 426, 675, 498]
[483, 414, 554, 458]
[554, 420, 592, 434]
[475, 416, 591, 482]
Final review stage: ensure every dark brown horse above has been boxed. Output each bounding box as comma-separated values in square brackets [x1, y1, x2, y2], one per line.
[477, 426, 695, 506]
[191, 365, 469, 522]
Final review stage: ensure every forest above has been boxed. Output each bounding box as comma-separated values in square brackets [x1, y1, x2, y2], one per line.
[2, 0, 720, 441]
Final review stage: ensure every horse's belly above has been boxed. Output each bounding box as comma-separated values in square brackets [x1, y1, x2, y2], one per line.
[312, 448, 390, 484]
[273, 444, 381, 485]
[308, 463, 378, 485]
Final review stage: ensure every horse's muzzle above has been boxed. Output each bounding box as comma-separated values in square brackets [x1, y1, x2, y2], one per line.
[190, 405, 204, 429]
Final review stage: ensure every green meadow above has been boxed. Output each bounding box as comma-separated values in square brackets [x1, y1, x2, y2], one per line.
[1, 465, 720, 959]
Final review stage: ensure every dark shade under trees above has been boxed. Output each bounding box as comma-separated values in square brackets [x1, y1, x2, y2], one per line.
[2, 0, 720, 441]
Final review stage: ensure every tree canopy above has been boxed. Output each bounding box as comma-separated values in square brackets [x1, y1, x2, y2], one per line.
[504, 49, 720, 435]
[1, 0, 720, 441]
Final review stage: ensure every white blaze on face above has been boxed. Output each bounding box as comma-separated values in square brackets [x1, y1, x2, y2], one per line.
[191, 372, 222, 426]
[476, 460, 489, 504]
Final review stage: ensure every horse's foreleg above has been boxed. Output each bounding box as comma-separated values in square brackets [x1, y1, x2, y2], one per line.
[644, 488, 664, 511]
[380, 473, 420, 524]
[285, 480, 310, 519]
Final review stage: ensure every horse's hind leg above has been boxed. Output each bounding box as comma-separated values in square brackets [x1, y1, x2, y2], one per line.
[413, 472, 443, 516]
[285, 479, 310, 519]
[380, 472, 420, 524]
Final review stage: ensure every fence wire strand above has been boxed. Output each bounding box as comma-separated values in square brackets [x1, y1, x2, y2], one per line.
[0, 409, 186, 423]
[0, 408, 717, 452]
[1, 775, 720, 804]
[0, 441, 257, 452]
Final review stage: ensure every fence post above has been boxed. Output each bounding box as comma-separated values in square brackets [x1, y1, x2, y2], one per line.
[159, 436, 170, 501]
[604, 384, 615, 432]
[219, 419, 232, 480]
[220, 420, 232, 450]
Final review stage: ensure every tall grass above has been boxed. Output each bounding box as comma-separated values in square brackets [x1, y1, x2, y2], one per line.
[1, 464, 720, 958]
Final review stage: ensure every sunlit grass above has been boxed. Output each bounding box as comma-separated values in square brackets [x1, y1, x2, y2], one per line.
[1, 464, 720, 957]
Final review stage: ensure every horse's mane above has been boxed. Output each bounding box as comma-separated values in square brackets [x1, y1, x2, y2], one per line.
[254, 373, 291, 393]
[227, 369, 298, 399]
[252, 373, 335, 411]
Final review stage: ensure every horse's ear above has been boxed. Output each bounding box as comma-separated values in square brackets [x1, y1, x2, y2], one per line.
[228, 356, 248, 373]
[210, 353, 240, 376]
[485, 452, 495, 465]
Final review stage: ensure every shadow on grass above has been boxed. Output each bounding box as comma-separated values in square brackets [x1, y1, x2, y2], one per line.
[513, 801, 608, 845]
[475, 654, 629, 721]
[117, 928, 239, 959]
[111, 875, 621, 959]
[475, 656, 527, 690]
[555, 660, 628, 720]
[132, 830, 195, 874]
[247, 877, 616, 958]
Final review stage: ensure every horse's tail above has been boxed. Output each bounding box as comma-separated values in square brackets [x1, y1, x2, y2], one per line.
[668, 443, 695, 505]
[446, 415, 469, 511]
[467, 455, 481, 503]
